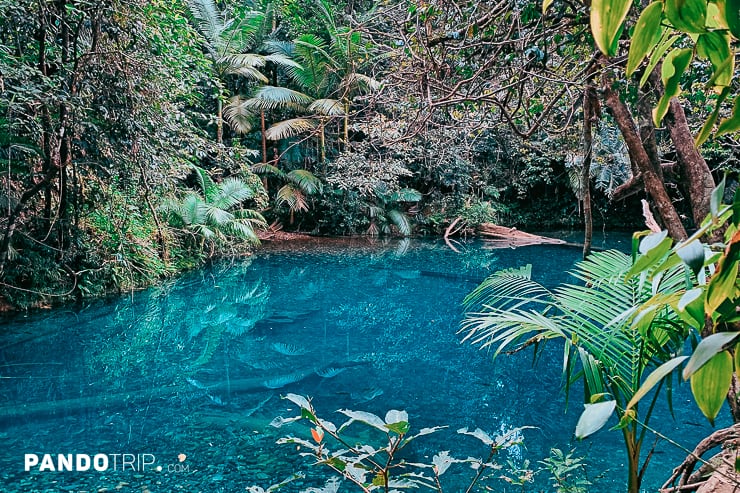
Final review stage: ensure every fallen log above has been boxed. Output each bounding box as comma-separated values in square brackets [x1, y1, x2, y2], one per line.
[476, 223, 568, 247]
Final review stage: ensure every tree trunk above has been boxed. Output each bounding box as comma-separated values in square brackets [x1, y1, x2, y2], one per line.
[665, 99, 715, 228]
[601, 79, 688, 240]
[582, 85, 597, 258]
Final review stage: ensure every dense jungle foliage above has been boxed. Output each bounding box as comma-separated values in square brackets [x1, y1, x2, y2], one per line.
[1, 0, 739, 307]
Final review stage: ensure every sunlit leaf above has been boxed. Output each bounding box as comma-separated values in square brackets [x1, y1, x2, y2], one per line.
[696, 31, 734, 88]
[676, 240, 706, 276]
[683, 332, 740, 379]
[726, 0, 740, 37]
[626, 356, 688, 410]
[717, 95, 740, 136]
[654, 48, 693, 126]
[690, 351, 733, 424]
[640, 34, 680, 87]
[590, 0, 632, 56]
[695, 88, 730, 146]
[665, 0, 707, 33]
[626, 2, 664, 77]
[575, 400, 616, 439]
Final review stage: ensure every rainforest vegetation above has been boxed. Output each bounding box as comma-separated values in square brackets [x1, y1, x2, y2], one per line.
[0, 0, 738, 309]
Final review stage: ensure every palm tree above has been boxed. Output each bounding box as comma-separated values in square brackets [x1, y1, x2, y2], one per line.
[461, 246, 690, 493]
[186, 0, 298, 146]
[365, 186, 422, 236]
[160, 166, 266, 253]
[252, 163, 322, 225]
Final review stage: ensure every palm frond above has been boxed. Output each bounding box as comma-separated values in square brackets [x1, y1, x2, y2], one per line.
[251, 162, 287, 178]
[276, 184, 308, 213]
[286, 169, 323, 194]
[308, 98, 344, 116]
[265, 118, 316, 140]
[210, 177, 256, 210]
[243, 86, 313, 110]
[224, 96, 256, 134]
[265, 53, 302, 69]
[343, 72, 381, 93]
[191, 166, 218, 201]
[186, 0, 226, 55]
[223, 63, 269, 82]
[387, 209, 412, 236]
[205, 204, 235, 226]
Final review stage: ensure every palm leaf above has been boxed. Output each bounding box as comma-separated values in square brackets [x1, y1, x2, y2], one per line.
[251, 162, 287, 178]
[186, 0, 226, 56]
[286, 169, 323, 194]
[265, 118, 316, 140]
[387, 209, 412, 236]
[308, 98, 344, 116]
[224, 96, 255, 134]
[210, 177, 256, 210]
[276, 184, 308, 212]
[242, 86, 313, 110]
[191, 165, 218, 201]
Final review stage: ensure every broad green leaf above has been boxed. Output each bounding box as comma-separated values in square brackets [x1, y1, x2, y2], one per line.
[640, 34, 681, 87]
[705, 257, 739, 315]
[675, 288, 705, 328]
[640, 230, 669, 254]
[710, 175, 727, 218]
[575, 400, 617, 438]
[735, 342, 740, 371]
[590, 0, 633, 56]
[654, 48, 693, 125]
[386, 421, 411, 435]
[627, 2, 664, 77]
[690, 351, 733, 424]
[676, 240, 705, 275]
[726, 0, 740, 38]
[626, 356, 688, 410]
[717, 95, 740, 136]
[626, 234, 673, 278]
[695, 87, 730, 146]
[665, 0, 707, 33]
[696, 32, 734, 88]
[682, 331, 740, 379]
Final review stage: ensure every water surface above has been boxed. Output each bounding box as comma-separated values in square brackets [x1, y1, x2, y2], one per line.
[0, 237, 719, 492]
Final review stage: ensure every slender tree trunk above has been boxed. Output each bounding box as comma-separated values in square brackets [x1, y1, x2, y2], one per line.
[582, 85, 597, 258]
[217, 94, 223, 147]
[601, 79, 688, 240]
[261, 110, 267, 164]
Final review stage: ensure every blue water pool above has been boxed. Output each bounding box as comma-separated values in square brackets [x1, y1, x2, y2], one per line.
[0, 237, 721, 492]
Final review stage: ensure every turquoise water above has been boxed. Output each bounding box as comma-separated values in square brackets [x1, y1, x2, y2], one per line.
[0, 238, 720, 492]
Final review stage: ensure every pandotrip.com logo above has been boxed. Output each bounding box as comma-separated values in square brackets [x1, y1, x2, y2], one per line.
[24, 453, 190, 473]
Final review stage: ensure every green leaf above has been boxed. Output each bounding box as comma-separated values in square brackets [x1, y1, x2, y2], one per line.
[640, 230, 669, 254]
[665, 0, 707, 33]
[626, 234, 673, 279]
[696, 32, 734, 88]
[726, 0, 740, 38]
[575, 400, 617, 439]
[717, 95, 740, 136]
[640, 34, 680, 87]
[386, 421, 411, 435]
[675, 288, 705, 328]
[654, 48, 693, 126]
[683, 332, 740, 379]
[711, 175, 727, 219]
[676, 240, 706, 275]
[695, 87, 730, 146]
[733, 187, 740, 228]
[690, 351, 733, 425]
[590, 0, 633, 56]
[626, 356, 688, 410]
[706, 256, 739, 315]
[626, 2, 664, 77]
